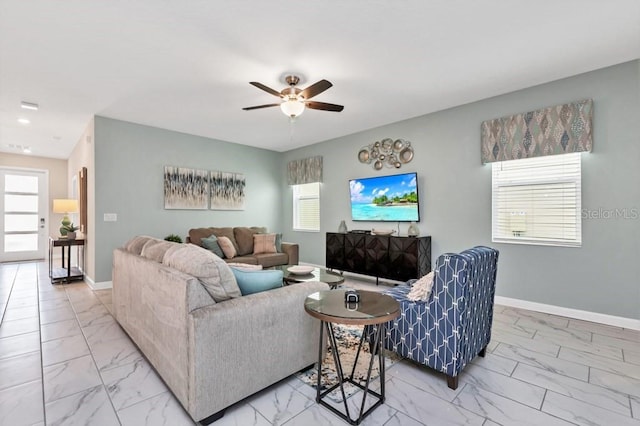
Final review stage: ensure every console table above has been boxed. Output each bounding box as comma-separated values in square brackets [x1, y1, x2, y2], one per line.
[49, 237, 85, 284]
[326, 233, 431, 283]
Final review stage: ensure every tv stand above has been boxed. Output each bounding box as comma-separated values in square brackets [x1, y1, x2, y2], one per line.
[326, 233, 431, 284]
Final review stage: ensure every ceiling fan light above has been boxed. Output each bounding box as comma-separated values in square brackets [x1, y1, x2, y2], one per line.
[280, 99, 305, 118]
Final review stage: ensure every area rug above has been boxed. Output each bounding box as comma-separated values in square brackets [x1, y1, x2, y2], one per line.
[296, 324, 400, 403]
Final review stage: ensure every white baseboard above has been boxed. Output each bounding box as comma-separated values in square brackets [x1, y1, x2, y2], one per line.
[85, 276, 112, 290]
[311, 262, 640, 330]
[495, 296, 640, 331]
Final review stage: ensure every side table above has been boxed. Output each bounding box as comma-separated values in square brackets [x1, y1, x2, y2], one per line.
[49, 237, 85, 284]
[304, 290, 399, 425]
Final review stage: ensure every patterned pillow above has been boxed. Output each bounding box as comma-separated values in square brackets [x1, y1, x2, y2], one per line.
[407, 271, 434, 302]
[253, 233, 277, 254]
[217, 236, 237, 259]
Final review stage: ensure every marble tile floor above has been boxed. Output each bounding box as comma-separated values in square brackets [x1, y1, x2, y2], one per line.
[1, 261, 639, 426]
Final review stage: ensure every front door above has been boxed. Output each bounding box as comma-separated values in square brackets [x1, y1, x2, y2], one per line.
[0, 167, 48, 262]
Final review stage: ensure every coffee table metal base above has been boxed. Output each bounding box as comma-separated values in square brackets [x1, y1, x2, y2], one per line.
[315, 321, 386, 425]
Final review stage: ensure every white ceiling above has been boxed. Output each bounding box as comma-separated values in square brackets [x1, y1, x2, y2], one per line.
[1, 1, 639, 159]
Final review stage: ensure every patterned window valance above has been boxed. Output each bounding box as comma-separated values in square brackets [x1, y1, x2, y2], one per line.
[481, 99, 593, 164]
[287, 156, 323, 185]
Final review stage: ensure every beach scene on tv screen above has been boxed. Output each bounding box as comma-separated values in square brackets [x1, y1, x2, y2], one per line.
[350, 173, 419, 221]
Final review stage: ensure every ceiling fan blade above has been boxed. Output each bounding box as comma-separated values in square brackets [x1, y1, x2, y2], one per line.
[249, 82, 283, 98]
[305, 101, 344, 112]
[299, 79, 332, 100]
[242, 103, 280, 111]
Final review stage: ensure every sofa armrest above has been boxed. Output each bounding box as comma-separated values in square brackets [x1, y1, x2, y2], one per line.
[281, 242, 298, 265]
[187, 281, 327, 420]
[112, 248, 215, 410]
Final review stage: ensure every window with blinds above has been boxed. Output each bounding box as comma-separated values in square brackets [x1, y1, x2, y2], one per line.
[293, 182, 320, 232]
[492, 153, 582, 247]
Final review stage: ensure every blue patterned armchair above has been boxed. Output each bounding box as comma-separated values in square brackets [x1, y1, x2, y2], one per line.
[382, 246, 499, 389]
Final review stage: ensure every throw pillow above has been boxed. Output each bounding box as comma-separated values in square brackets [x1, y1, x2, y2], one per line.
[201, 235, 225, 258]
[141, 240, 176, 263]
[230, 267, 283, 296]
[163, 244, 241, 302]
[187, 227, 215, 247]
[210, 227, 238, 251]
[217, 236, 237, 259]
[407, 271, 435, 302]
[253, 233, 277, 254]
[124, 235, 158, 255]
[275, 233, 282, 252]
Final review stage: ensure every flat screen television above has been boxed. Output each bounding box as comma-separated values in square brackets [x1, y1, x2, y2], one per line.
[349, 172, 420, 222]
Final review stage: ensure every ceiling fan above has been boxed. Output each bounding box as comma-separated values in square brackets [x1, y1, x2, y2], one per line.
[242, 75, 344, 118]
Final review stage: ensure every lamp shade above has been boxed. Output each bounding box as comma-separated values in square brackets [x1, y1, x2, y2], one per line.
[53, 199, 79, 214]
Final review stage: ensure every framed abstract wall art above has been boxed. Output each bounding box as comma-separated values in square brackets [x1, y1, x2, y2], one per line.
[164, 166, 209, 210]
[210, 171, 245, 210]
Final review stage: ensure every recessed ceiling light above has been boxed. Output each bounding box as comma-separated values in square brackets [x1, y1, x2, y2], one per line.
[17, 118, 30, 125]
[22, 146, 32, 154]
[20, 101, 39, 111]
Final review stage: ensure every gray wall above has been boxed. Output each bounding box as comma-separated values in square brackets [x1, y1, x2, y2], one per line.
[93, 117, 283, 283]
[282, 60, 640, 320]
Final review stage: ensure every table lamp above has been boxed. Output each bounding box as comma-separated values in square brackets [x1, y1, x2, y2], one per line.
[53, 199, 79, 238]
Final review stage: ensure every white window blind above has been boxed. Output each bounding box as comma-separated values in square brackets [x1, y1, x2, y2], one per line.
[293, 182, 320, 232]
[492, 153, 582, 247]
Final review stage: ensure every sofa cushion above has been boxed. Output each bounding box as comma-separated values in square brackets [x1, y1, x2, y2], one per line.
[124, 235, 158, 255]
[217, 236, 237, 259]
[224, 255, 258, 265]
[230, 267, 283, 296]
[253, 233, 277, 254]
[226, 262, 263, 271]
[141, 240, 177, 263]
[201, 235, 225, 258]
[163, 244, 241, 302]
[234, 227, 260, 256]
[254, 252, 289, 268]
[188, 227, 215, 247]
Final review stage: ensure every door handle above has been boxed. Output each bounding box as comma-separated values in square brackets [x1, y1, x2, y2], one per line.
[40, 217, 45, 229]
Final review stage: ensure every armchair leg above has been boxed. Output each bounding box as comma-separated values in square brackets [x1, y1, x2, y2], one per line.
[447, 375, 458, 390]
[479, 345, 487, 358]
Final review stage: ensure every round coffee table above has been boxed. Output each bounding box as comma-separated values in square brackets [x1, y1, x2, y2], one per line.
[279, 266, 345, 289]
[304, 290, 400, 425]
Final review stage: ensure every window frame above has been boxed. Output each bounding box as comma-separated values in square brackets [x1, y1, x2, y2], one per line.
[491, 153, 582, 247]
[292, 182, 320, 232]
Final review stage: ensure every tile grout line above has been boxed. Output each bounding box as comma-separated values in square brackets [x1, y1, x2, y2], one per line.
[36, 263, 49, 426]
[63, 282, 125, 425]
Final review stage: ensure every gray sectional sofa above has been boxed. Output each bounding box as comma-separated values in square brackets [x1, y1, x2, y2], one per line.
[112, 236, 327, 424]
